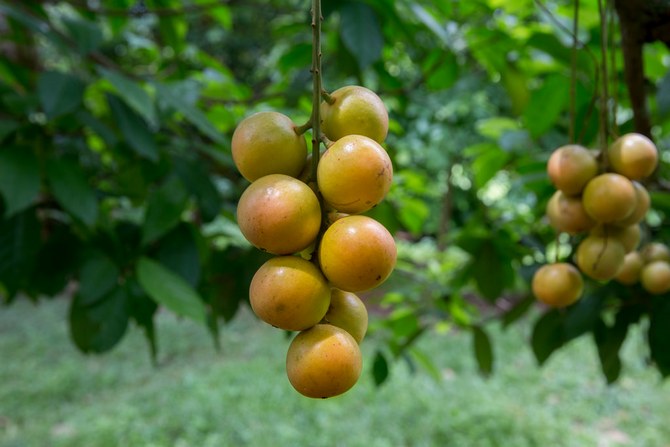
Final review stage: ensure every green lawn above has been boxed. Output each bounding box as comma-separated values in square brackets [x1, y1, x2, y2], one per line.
[1, 298, 669, 447]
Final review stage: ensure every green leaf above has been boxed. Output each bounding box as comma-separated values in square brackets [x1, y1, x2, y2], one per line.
[142, 176, 188, 245]
[563, 293, 603, 342]
[649, 297, 670, 377]
[650, 191, 670, 214]
[174, 156, 221, 222]
[472, 148, 509, 189]
[125, 277, 159, 363]
[98, 67, 157, 127]
[156, 224, 201, 287]
[0, 209, 41, 297]
[136, 257, 207, 324]
[63, 17, 104, 55]
[37, 71, 85, 118]
[593, 317, 626, 384]
[425, 52, 459, 91]
[46, 159, 98, 227]
[523, 74, 569, 138]
[69, 287, 129, 354]
[372, 350, 390, 386]
[472, 325, 494, 376]
[472, 239, 511, 300]
[0, 147, 40, 216]
[657, 71, 670, 116]
[531, 309, 565, 365]
[397, 197, 430, 236]
[502, 296, 534, 328]
[0, 119, 19, 142]
[155, 82, 226, 145]
[339, 3, 383, 70]
[411, 4, 448, 44]
[147, 0, 187, 53]
[278, 43, 312, 73]
[78, 251, 120, 306]
[408, 347, 442, 382]
[30, 224, 80, 297]
[107, 94, 159, 161]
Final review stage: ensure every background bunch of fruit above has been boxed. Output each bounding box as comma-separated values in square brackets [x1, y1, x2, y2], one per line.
[534, 133, 668, 307]
[232, 86, 396, 398]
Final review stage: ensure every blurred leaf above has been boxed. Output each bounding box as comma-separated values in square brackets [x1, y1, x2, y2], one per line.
[472, 325, 494, 376]
[37, 71, 85, 118]
[0, 119, 18, 142]
[649, 297, 670, 377]
[339, 2, 383, 70]
[46, 159, 98, 227]
[408, 347, 442, 381]
[658, 71, 670, 117]
[388, 307, 420, 339]
[278, 43, 312, 72]
[107, 94, 159, 162]
[0, 209, 41, 297]
[564, 293, 603, 342]
[397, 197, 430, 236]
[78, 251, 120, 306]
[136, 257, 207, 324]
[411, 4, 448, 44]
[650, 191, 670, 214]
[142, 175, 188, 245]
[125, 277, 158, 362]
[372, 350, 390, 386]
[155, 223, 201, 287]
[174, 156, 221, 222]
[70, 286, 129, 354]
[99, 67, 157, 127]
[147, 0, 187, 53]
[424, 51, 459, 91]
[502, 295, 534, 328]
[593, 316, 627, 384]
[531, 309, 565, 365]
[63, 17, 104, 55]
[472, 239, 511, 300]
[30, 224, 79, 297]
[523, 74, 569, 138]
[472, 148, 509, 188]
[0, 147, 40, 216]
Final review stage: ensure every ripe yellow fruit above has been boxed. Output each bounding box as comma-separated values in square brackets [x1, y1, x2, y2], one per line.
[608, 133, 659, 180]
[589, 224, 640, 253]
[546, 145, 598, 196]
[582, 173, 637, 223]
[320, 86, 388, 144]
[546, 190, 596, 234]
[613, 181, 650, 227]
[317, 134, 393, 214]
[232, 112, 307, 181]
[318, 215, 396, 292]
[531, 263, 583, 308]
[237, 174, 321, 255]
[322, 289, 368, 343]
[615, 251, 644, 285]
[640, 242, 670, 264]
[249, 256, 330, 331]
[575, 235, 626, 281]
[286, 324, 362, 399]
[640, 261, 670, 295]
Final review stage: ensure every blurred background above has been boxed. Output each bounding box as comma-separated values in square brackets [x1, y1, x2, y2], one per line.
[0, 0, 669, 445]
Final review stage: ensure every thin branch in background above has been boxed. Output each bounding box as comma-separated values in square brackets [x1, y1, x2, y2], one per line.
[608, 0, 620, 138]
[597, 0, 610, 156]
[569, 0, 579, 144]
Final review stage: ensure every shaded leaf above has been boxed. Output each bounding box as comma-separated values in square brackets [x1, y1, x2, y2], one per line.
[472, 325, 494, 376]
[174, 156, 221, 222]
[339, 2, 383, 70]
[63, 17, 104, 54]
[46, 159, 98, 227]
[142, 176, 188, 245]
[0, 209, 41, 297]
[69, 286, 129, 354]
[155, 223, 201, 287]
[0, 147, 40, 216]
[564, 293, 603, 342]
[372, 350, 390, 386]
[502, 296, 534, 328]
[649, 297, 670, 377]
[136, 257, 207, 324]
[37, 71, 85, 118]
[107, 94, 159, 161]
[99, 67, 157, 126]
[523, 74, 569, 138]
[531, 309, 565, 365]
[78, 251, 120, 306]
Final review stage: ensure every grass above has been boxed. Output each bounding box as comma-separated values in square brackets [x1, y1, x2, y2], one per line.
[1, 298, 669, 447]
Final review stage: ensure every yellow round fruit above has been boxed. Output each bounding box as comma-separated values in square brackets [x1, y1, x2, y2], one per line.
[608, 133, 659, 180]
[640, 261, 670, 295]
[237, 174, 321, 255]
[589, 224, 640, 253]
[317, 135, 393, 214]
[318, 215, 396, 292]
[249, 256, 330, 331]
[546, 144, 598, 196]
[531, 263, 583, 308]
[286, 324, 362, 399]
[575, 235, 626, 281]
[612, 181, 650, 227]
[615, 251, 644, 285]
[582, 173, 637, 223]
[640, 242, 670, 264]
[320, 86, 388, 144]
[322, 288, 368, 343]
[232, 111, 307, 181]
[546, 190, 596, 234]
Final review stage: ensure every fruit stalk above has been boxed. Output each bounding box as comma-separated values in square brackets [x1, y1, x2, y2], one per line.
[310, 0, 323, 181]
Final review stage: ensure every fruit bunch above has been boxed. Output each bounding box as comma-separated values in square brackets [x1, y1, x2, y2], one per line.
[232, 86, 396, 398]
[534, 133, 662, 307]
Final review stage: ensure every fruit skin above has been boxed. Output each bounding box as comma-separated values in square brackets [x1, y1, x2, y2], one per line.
[546, 145, 598, 196]
[582, 173, 637, 223]
[237, 174, 321, 255]
[589, 224, 640, 253]
[232, 112, 307, 182]
[317, 134, 393, 214]
[546, 190, 596, 234]
[531, 263, 583, 308]
[249, 256, 330, 331]
[613, 181, 650, 227]
[615, 251, 644, 285]
[575, 235, 626, 281]
[320, 86, 389, 144]
[322, 289, 368, 343]
[640, 242, 670, 264]
[608, 133, 659, 180]
[318, 215, 396, 292]
[286, 324, 362, 399]
[640, 261, 670, 295]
